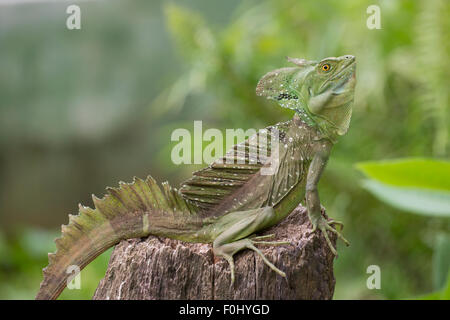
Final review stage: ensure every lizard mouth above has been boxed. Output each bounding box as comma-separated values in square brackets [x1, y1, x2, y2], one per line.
[320, 59, 356, 93]
[330, 57, 356, 81]
[331, 62, 355, 81]
[333, 65, 356, 93]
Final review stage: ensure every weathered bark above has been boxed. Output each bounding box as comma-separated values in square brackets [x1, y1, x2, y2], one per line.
[93, 205, 336, 300]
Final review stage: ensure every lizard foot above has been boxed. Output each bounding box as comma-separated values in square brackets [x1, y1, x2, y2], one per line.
[214, 237, 289, 286]
[245, 238, 288, 279]
[250, 233, 291, 245]
[311, 216, 350, 256]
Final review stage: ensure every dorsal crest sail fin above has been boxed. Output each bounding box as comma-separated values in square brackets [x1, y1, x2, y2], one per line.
[36, 176, 199, 300]
[179, 122, 291, 215]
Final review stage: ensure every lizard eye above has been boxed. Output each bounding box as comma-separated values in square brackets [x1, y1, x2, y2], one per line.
[321, 63, 331, 72]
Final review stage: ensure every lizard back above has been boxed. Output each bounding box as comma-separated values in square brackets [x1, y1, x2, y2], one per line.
[179, 115, 318, 219]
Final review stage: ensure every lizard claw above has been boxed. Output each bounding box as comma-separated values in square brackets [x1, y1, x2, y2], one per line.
[311, 217, 350, 255]
[328, 219, 344, 231]
[249, 233, 276, 240]
[214, 237, 289, 286]
[246, 239, 287, 278]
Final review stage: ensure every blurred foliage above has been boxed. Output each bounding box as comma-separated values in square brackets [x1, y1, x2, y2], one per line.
[432, 235, 450, 292]
[418, 268, 450, 300]
[0, 0, 448, 299]
[0, 227, 111, 299]
[357, 158, 450, 216]
[357, 158, 450, 298]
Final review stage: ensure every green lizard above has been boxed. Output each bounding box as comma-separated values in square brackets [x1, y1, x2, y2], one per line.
[36, 55, 356, 300]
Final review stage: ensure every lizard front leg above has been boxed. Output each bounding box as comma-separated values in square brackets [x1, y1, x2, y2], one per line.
[212, 207, 290, 285]
[306, 143, 350, 255]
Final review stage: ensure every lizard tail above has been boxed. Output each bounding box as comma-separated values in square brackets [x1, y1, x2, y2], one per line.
[36, 176, 199, 300]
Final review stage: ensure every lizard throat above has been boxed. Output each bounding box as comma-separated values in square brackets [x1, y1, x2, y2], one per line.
[295, 107, 340, 143]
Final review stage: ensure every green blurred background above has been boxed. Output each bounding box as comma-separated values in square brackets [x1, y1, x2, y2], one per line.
[0, 0, 448, 299]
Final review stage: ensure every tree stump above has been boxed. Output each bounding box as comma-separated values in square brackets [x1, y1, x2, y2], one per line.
[93, 205, 336, 300]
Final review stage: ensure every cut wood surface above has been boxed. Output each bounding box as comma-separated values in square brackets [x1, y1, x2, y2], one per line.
[93, 205, 337, 300]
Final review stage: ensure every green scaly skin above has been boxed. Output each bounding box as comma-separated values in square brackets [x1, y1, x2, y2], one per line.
[36, 55, 356, 299]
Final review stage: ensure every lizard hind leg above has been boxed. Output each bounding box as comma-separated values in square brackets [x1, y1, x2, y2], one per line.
[212, 207, 289, 285]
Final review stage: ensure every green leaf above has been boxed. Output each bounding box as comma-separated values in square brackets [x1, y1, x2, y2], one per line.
[356, 158, 450, 191]
[361, 180, 450, 217]
[417, 271, 450, 300]
[357, 158, 450, 217]
[433, 234, 450, 290]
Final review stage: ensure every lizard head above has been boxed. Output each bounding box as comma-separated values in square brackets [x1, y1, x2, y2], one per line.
[256, 55, 356, 140]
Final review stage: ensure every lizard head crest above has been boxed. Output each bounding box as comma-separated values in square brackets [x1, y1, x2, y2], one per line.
[256, 55, 357, 141]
